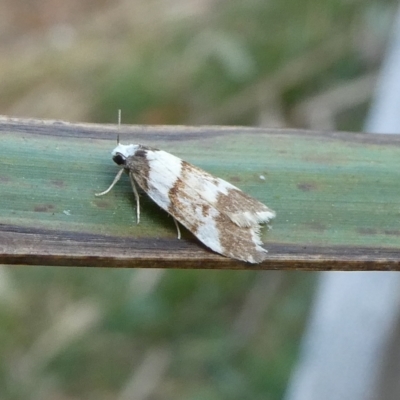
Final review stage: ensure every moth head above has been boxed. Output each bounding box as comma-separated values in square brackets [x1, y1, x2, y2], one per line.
[111, 144, 139, 166]
[112, 153, 126, 166]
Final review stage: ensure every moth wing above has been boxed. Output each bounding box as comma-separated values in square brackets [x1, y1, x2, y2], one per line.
[178, 161, 276, 228]
[128, 150, 270, 263]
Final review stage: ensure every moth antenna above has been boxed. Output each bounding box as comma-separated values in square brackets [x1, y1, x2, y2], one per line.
[117, 109, 121, 144]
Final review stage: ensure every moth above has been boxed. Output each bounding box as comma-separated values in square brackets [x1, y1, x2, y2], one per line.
[96, 143, 275, 263]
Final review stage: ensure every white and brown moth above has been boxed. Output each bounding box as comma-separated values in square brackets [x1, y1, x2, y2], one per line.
[96, 143, 275, 263]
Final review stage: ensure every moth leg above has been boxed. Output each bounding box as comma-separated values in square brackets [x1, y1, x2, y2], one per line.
[129, 173, 141, 224]
[173, 217, 181, 240]
[95, 168, 124, 196]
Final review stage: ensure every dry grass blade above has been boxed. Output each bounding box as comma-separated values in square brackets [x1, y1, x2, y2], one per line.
[1, 117, 400, 270]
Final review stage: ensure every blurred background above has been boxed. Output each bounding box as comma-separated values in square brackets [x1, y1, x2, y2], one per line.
[0, 0, 399, 399]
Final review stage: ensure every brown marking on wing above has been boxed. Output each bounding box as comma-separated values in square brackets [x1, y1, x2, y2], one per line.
[215, 212, 267, 263]
[201, 204, 210, 217]
[168, 173, 200, 234]
[216, 187, 273, 222]
[127, 147, 151, 191]
[181, 161, 219, 186]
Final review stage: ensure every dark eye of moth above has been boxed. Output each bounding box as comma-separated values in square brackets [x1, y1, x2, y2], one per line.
[113, 154, 125, 165]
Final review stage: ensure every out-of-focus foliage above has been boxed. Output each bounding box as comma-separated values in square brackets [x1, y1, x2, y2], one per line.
[0, 0, 397, 398]
[0, 0, 396, 129]
[92, 0, 395, 128]
[0, 267, 315, 399]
